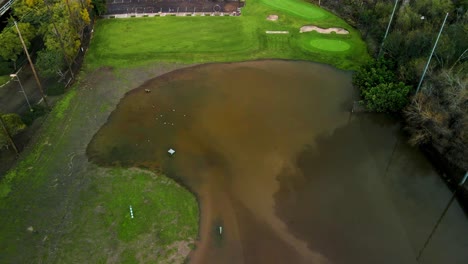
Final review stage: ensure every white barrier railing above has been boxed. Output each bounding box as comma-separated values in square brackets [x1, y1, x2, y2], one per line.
[0, 0, 15, 17]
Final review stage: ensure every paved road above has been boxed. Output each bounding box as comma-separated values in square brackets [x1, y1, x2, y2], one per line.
[0, 66, 43, 114]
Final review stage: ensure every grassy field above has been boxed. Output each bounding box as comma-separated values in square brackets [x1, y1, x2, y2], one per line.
[86, 0, 370, 70]
[0, 0, 369, 263]
[55, 168, 198, 263]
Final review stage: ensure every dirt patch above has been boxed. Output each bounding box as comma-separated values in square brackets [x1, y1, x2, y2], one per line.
[267, 14, 279, 21]
[300, 25, 349, 34]
[165, 240, 194, 263]
[224, 2, 238, 12]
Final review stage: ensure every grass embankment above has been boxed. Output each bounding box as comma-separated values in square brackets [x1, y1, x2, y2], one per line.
[0, 0, 368, 262]
[86, 0, 369, 70]
[0, 75, 9, 86]
[57, 168, 198, 263]
[0, 65, 199, 263]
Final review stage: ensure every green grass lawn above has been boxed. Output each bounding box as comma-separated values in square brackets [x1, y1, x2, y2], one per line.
[259, 0, 328, 19]
[86, 0, 370, 70]
[55, 168, 198, 263]
[0, 75, 10, 86]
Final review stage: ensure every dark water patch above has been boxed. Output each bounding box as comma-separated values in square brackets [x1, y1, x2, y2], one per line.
[274, 119, 416, 264]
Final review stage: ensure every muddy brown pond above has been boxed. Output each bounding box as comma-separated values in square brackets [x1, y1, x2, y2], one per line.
[87, 61, 468, 264]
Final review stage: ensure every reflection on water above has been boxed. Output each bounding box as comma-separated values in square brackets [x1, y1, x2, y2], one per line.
[87, 61, 468, 264]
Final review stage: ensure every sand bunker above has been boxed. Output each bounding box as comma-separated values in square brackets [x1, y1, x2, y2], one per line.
[267, 14, 279, 21]
[300, 25, 349, 34]
[266, 31, 289, 34]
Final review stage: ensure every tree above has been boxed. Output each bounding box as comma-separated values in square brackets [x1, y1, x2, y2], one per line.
[404, 69, 468, 170]
[36, 49, 65, 78]
[0, 23, 35, 69]
[91, 0, 106, 16]
[0, 113, 26, 150]
[353, 59, 411, 112]
[362, 82, 410, 112]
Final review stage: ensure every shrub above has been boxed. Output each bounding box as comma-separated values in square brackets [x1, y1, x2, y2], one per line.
[353, 59, 412, 112]
[0, 113, 26, 148]
[0, 58, 13, 75]
[46, 82, 65, 96]
[362, 82, 410, 112]
[21, 105, 47, 126]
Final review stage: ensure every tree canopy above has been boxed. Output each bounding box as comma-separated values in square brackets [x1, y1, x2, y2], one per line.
[0, 0, 92, 75]
[0, 113, 26, 149]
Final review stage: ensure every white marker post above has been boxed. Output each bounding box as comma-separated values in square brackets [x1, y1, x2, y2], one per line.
[219, 226, 223, 235]
[168, 148, 175, 155]
[129, 205, 134, 219]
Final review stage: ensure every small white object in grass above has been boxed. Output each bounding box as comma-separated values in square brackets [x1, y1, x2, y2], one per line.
[168, 148, 175, 155]
[219, 226, 223, 234]
[173, 109, 175, 111]
[129, 205, 134, 219]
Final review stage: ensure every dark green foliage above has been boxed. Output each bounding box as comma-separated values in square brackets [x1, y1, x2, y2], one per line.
[21, 105, 48, 126]
[36, 50, 65, 78]
[354, 59, 411, 112]
[46, 82, 66, 96]
[362, 82, 410, 112]
[0, 58, 13, 76]
[91, 0, 107, 16]
[0, 113, 26, 148]
[353, 59, 395, 88]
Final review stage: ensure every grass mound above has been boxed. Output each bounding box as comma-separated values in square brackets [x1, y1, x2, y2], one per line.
[55, 168, 198, 263]
[309, 38, 351, 51]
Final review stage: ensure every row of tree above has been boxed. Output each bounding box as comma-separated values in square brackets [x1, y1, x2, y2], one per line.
[0, 0, 106, 155]
[0, 0, 105, 78]
[315, 0, 467, 170]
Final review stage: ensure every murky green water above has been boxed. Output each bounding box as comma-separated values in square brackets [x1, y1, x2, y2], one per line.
[87, 61, 468, 264]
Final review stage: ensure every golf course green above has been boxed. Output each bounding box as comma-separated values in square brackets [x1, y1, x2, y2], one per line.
[309, 38, 351, 51]
[86, 0, 369, 70]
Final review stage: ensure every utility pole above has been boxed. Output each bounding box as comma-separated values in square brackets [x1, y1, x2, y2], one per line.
[415, 13, 449, 94]
[378, 0, 399, 58]
[417, 171, 468, 261]
[0, 114, 19, 156]
[14, 21, 50, 109]
[44, 0, 75, 80]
